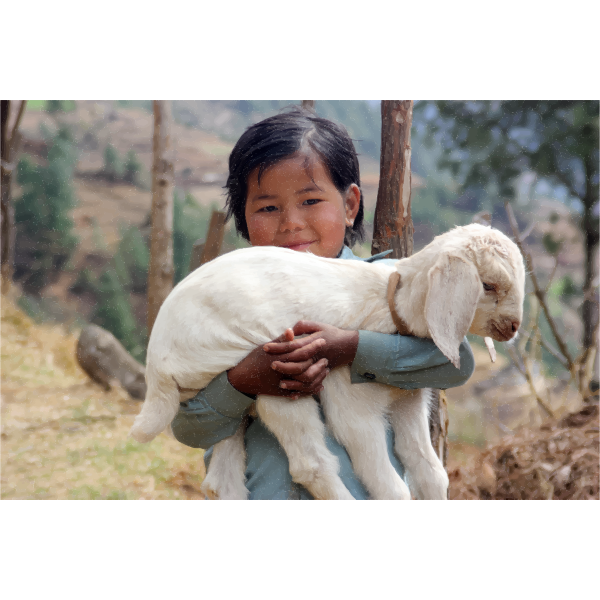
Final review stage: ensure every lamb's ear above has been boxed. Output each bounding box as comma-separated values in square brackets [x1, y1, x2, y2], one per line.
[425, 252, 481, 369]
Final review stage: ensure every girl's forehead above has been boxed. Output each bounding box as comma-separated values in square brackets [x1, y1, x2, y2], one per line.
[248, 153, 334, 193]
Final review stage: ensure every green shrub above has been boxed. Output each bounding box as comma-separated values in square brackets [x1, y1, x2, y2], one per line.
[103, 144, 124, 181]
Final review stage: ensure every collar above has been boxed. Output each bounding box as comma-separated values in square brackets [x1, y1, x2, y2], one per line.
[386, 272, 412, 335]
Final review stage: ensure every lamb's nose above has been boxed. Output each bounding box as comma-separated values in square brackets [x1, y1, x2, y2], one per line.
[511, 321, 520, 333]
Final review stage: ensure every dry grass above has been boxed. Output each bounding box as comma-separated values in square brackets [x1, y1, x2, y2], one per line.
[448, 403, 599, 500]
[1, 297, 205, 500]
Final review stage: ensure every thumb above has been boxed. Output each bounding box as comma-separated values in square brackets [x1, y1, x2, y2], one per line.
[291, 320, 325, 336]
[273, 328, 295, 343]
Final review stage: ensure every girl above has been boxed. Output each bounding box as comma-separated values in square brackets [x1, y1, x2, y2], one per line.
[171, 106, 474, 499]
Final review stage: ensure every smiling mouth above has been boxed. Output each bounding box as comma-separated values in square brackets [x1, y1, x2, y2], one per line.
[281, 241, 316, 251]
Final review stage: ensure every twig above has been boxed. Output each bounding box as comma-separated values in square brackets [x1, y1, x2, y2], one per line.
[506, 344, 527, 378]
[520, 222, 536, 241]
[506, 346, 555, 419]
[539, 337, 569, 369]
[544, 255, 560, 295]
[505, 201, 574, 370]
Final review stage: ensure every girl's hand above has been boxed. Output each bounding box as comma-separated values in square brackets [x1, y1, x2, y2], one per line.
[264, 321, 359, 380]
[227, 328, 330, 400]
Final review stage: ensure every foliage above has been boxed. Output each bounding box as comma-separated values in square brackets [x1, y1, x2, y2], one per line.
[123, 150, 142, 185]
[92, 268, 146, 363]
[103, 143, 124, 181]
[173, 192, 215, 283]
[114, 224, 149, 293]
[45, 100, 76, 113]
[416, 101, 599, 228]
[15, 126, 78, 293]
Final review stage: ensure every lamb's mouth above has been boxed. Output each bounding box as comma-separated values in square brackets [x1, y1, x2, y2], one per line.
[489, 322, 515, 342]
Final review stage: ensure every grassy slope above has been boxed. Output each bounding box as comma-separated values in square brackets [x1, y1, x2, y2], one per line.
[1, 297, 205, 500]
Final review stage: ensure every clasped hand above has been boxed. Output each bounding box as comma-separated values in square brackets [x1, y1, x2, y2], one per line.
[227, 321, 359, 400]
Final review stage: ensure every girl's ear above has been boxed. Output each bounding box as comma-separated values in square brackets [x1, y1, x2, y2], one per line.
[344, 184, 361, 225]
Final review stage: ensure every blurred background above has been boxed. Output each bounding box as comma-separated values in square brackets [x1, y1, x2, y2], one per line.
[1, 100, 598, 499]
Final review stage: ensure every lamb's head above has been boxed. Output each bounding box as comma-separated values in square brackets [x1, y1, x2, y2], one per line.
[415, 223, 525, 368]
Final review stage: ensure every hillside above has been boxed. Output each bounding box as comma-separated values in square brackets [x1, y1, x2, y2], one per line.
[1, 296, 206, 499]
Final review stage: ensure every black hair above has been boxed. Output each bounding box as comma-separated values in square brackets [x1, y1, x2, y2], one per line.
[224, 106, 365, 247]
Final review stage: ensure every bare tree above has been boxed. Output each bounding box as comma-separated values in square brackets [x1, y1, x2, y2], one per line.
[371, 100, 449, 468]
[188, 210, 227, 273]
[1, 100, 27, 292]
[146, 101, 175, 334]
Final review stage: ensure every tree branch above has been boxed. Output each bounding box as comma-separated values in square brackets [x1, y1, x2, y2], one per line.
[544, 255, 560, 295]
[506, 342, 557, 418]
[9, 101, 27, 152]
[539, 337, 569, 369]
[505, 201, 574, 370]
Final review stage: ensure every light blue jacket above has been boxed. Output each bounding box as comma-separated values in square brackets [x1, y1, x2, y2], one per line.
[171, 246, 475, 499]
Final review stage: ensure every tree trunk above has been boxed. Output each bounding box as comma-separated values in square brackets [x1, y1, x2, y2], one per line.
[1, 100, 26, 293]
[372, 100, 448, 470]
[582, 202, 600, 354]
[77, 324, 146, 399]
[372, 100, 414, 258]
[188, 210, 227, 274]
[147, 101, 175, 335]
[301, 100, 315, 110]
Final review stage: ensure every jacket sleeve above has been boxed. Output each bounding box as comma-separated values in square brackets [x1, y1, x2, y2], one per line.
[171, 371, 255, 449]
[350, 331, 475, 390]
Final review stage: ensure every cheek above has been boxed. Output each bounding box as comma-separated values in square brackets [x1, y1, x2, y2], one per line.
[310, 204, 346, 239]
[246, 213, 276, 245]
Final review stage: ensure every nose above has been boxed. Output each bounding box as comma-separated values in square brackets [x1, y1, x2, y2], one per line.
[511, 321, 520, 333]
[280, 208, 304, 233]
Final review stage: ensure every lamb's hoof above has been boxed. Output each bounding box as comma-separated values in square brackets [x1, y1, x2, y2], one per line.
[407, 469, 449, 500]
[200, 476, 249, 500]
[200, 479, 220, 500]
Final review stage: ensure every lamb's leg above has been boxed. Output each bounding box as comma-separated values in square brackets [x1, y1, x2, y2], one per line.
[320, 368, 411, 500]
[256, 395, 354, 500]
[201, 420, 249, 500]
[388, 389, 449, 500]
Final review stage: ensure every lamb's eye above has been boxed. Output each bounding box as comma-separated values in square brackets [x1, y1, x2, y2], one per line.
[483, 282, 495, 292]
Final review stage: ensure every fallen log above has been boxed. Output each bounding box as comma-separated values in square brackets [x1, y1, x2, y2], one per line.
[76, 324, 146, 400]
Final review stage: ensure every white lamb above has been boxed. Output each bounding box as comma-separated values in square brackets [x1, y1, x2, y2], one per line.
[130, 224, 525, 500]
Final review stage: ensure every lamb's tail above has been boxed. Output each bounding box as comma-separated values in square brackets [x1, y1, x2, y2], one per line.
[129, 367, 179, 443]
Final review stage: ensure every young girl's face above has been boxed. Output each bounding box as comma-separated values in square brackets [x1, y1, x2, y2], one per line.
[244, 154, 360, 259]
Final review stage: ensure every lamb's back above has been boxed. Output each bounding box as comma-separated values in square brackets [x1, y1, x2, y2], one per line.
[147, 247, 365, 388]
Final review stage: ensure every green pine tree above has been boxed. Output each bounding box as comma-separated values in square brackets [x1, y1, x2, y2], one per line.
[15, 127, 79, 293]
[103, 144, 124, 181]
[123, 150, 142, 186]
[93, 268, 146, 363]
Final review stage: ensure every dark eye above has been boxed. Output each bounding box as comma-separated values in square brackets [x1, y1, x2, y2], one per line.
[258, 205, 278, 213]
[483, 282, 495, 292]
[303, 198, 321, 206]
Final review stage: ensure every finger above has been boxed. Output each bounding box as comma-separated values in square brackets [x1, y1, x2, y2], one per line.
[270, 328, 295, 344]
[274, 358, 328, 383]
[291, 358, 329, 383]
[274, 338, 327, 363]
[271, 357, 322, 376]
[263, 332, 321, 354]
[279, 368, 329, 392]
[291, 320, 327, 337]
[306, 368, 329, 393]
